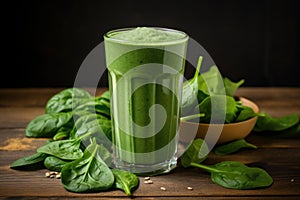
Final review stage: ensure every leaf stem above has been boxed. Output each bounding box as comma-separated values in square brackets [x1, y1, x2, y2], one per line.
[77, 131, 94, 141]
[246, 142, 258, 149]
[190, 162, 222, 173]
[82, 144, 98, 182]
[123, 180, 131, 196]
[195, 56, 203, 79]
[180, 113, 205, 122]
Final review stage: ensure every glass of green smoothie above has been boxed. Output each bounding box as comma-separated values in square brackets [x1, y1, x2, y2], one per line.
[104, 27, 188, 175]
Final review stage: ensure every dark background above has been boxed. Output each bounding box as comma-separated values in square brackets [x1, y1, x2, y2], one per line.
[7, 0, 300, 87]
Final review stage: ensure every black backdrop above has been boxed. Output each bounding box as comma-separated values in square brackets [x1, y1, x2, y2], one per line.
[8, 0, 300, 87]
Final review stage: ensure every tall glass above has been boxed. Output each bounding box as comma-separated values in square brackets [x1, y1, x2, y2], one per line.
[104, 27, 188, 175]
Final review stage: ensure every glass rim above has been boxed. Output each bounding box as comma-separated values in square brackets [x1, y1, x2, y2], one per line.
[103, 27, 188, 46]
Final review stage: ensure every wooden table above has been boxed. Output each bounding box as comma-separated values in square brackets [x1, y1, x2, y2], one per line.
[0, 87, 299, 199]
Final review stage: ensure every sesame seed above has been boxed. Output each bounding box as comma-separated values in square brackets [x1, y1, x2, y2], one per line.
[49, 171, 57, 175]
[49, 174, 56, 178]
[144, 177, 150, 180]
[187, 186, 193, 190]
[144, 180, 153, 184]
[160, 186, 166, 191]
[45, 172, 50, 177]
[56, 173, 61, 179]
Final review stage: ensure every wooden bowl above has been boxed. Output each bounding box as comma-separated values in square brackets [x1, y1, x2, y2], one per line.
[179, 97, 259, 144]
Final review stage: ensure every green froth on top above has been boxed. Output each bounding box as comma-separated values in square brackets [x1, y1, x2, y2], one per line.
[109, 27, 186, 43]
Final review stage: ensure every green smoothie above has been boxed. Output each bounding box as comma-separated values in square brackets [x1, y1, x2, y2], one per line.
[104, 27, 188, 174]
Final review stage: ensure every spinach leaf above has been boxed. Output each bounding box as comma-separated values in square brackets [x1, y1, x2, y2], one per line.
[213, 139, 257, 155]
[181, 139, 209, 168]
[223, 77, 244, 97]
[94, 91, 110, 116]
[69, 114, 94, 139]
[44, 156, 70, 172]
[181, 56, 203, 116]
[74, 98, 110, 118]
[254, 112, 299, 132]
[36, 132, 93, 160]
[46, 88, 92, 114]
[111, 169, 139, 196]
[197, 90, 209, 104]
[181, 139, 272, 189]
[26, 112, 73, 138]
[196, 95, 238, 123]
[53, 126, 73, 140]
[10, 152, 47, 169]
[37, 139, 82, 160]
[70, 113, 112, 149]
[235, 105, 257, 122]
[190, 161, 273, 189]
[61, 139, 114, 193]
[272, 123, 300, 138]
[198, 66, 225, 98]
[96, 93, 110, 108]
[197, 67, 243, 98]
[90, 137, 112, 166]
[99, 90, 110, 101]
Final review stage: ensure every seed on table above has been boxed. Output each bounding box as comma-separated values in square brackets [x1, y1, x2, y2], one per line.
[160, 186, 166, 191]
[45, 172, 50, 177]
[144, 177, 150, 180]
[49, 174, 56, 178]
[144, 180, 153, 184]
[290, 179, 295, 182]
[187, 186, 193, 190]
[56, 173, 61, 179]
[49, 171, 57, 175]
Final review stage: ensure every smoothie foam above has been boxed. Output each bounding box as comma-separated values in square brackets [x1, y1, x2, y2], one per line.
[110, 27, 185, 43]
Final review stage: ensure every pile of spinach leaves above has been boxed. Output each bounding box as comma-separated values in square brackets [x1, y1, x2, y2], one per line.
[11, 88, 139, 196]
[181, 61, 247, 124]
[181, 61, 299, 133]
[179, 62, 298, 189]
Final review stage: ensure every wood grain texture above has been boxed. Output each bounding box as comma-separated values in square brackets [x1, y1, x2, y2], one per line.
[0, 88, 299, 199]
[0, 149, 299, 198]
[0, 88, 108, 107]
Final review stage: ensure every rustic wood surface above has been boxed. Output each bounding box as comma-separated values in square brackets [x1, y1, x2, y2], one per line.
[0, 87, 299, 199]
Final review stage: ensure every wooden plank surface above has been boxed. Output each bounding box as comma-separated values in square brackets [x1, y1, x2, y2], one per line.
[0, 88, 108, 107]
[0, 148, 299, 198]
[0, 87, 300, 199]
